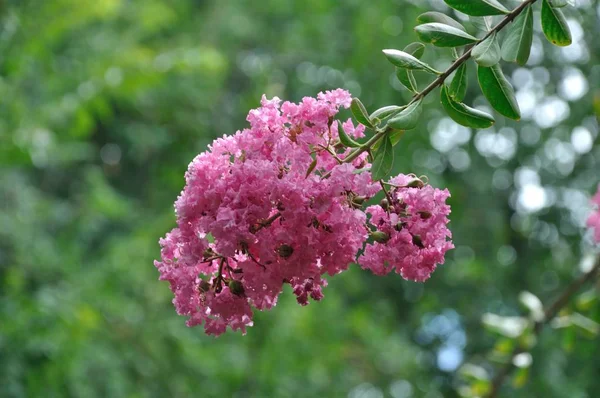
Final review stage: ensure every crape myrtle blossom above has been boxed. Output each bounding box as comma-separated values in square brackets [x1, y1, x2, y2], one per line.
[155, 89, 453, 336]
[587, 184, 600, 244]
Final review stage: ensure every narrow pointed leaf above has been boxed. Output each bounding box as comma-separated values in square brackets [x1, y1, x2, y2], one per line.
[477, 64, 521, 120]
[415, 23, 478, 47]
[337, 121, 361, 148]
[541, 0, 572, 47]
[350, 98, 373, 128]
[501, 5, 533, 65]
[417, 11, 466, 31]
[372, 129, 405, 151]
[444, 0, 510, 16]
[382, 49, 440, 74]
[305, 157, 318, 178]
[371, 135, 394, 181]
[472, 33, 501, 67]
[441, 85, 495, 128]
[549, 0, 574, 7]
[387, 99, 423, 130]
[449, 63, 468, 101]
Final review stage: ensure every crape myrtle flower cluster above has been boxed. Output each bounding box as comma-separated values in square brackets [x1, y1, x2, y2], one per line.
[587, 185, 600, 244]
[155, 89, 453, 336]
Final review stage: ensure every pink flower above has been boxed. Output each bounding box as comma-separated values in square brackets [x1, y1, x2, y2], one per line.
[359, 175, 454, 282]
[587, 185, 600, 244]
[155, 91, 454, 335]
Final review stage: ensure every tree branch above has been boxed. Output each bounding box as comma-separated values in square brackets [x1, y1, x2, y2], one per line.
[487, 255, 600, 398]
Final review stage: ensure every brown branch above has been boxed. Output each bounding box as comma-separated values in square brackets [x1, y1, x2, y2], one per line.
[487, 255, 600, 398]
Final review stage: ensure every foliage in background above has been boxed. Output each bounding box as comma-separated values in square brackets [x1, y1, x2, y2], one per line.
[1, 0, 599, 397]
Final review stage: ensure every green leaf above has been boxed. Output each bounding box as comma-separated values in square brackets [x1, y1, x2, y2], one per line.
[387, 99, 422, 130]
[449, 63, 468, 101]
[501, 5, 533, 66]
[444, 0, 510, 16]
[372, 129, 405, 151]
[396, 67, 418, 93]
[549, 0, 575, 7]
[472, 32, 501, 67]
[441, 85, 495, 128]
[382, 49, 440, 74]
[477, 64, 521, 120]
[395, 43, 425, 93]
[350, 98, 373, 128]
[403, 42, 426, 59]
[541, 0, 572, 47]
[305, 157, 318, 178]
[518, 291, 544, 322]
[415, 23, 478, 47]
[370, 135, 394, 181]
[337, 120, 361, 148]
[370, 105, 404, 120]
[416, 11, 466, 31]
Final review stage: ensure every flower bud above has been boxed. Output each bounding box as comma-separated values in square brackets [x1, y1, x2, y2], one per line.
[276, 244, 294, 258]
[418, 211, 432, 219]
[394, 222, 406, 232]
[380, 198, 389, 210]
[198, 280, 211, 292]
[202, 248, 215, 260]
[406, 177, 424, 188]
[412, 234, 424, 248]
[370, 231, 390, 243]
[353, 196, 366, 205]
[228, 280, 245, 296]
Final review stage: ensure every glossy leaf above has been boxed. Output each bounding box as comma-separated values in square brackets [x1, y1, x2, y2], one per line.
[501, 5, 533, 66]
[337, 121, 361, 148]
[477, 64, 521, 120]
[441, 85, 495, 128]
[416, 11, 466, 31]
[387, 99, 422, 130]
[444, 0, 510, 16]
[382, 49, 441, 74]
[541, 0, 572, 46]
[350, 98, 373, 128]
[449, 63, 468, 101]
[415, 23, 478, 47]
[372, 129, 405, 151]
[370, 135, 394, 181]
[395, 43, 425, 93]
[472, 33, 501, 67]
[370, 105, 404, 121]
[549, 0, 575, 7]
[305, 157, 318, 178]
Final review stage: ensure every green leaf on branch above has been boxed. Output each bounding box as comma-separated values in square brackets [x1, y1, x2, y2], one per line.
[370, 135, 394, 181]
[477, 64, 521, 120]
[382, 49, 441, 74]
[350, 98, 373, 128]
[337, 120, 361, 148]
[449, 63, 468, 101]
[415, 23, 478, 47]
[441, 85, 495, 128]
[549, 0, 575, 7]
[395, 43, 425, 93]
[501, 5, 533, 66]
[541, 0, 572, 46]
[387, 99, 422, 130]
[373, 129, 405, 151]
[472, 32, 501, 67]
[444, 0, 510, 16]
[416, 11, 466, 31]
[482, 313, 528, 338]
[370, 105, 404, 121]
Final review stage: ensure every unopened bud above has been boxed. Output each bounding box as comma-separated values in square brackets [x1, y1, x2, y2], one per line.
[202, 248, 215, 259]
[370, 231, 390, 243]
[277, 244, 294, 258]
[228, 280, 245, 296]
[406, 177, 424, 188]
[394, 222, 406, 232]
[380, 198, 389, 210]
[412, 234, 424, 248]
[353, 196, 366, 205]
[198, 280, 211, 292]
[418, 211, 432, 219]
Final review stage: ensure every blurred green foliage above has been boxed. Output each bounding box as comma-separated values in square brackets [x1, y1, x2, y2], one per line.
[1, 0, 599, 397]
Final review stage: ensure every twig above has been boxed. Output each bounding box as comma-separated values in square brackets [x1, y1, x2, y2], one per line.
[487, 255, 600, 398]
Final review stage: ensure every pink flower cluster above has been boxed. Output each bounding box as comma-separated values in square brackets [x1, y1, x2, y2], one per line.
[155, 89, 453, 335]
[587, 185, 600, 243]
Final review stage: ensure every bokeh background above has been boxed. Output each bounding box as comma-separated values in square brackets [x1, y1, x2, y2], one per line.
[1, 0, 599, 397]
